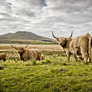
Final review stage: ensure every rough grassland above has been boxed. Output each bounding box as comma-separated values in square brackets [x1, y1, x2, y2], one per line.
[0, 44, 92, 92]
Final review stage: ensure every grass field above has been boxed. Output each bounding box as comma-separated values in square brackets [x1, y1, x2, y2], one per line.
[0, 44, 92, 92]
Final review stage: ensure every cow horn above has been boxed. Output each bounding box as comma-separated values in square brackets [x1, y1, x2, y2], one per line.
[25, 44, 29, 48]
[69, 31, 73, 38]
[52, 31, 58, 39]
[11, 44, 17, 49]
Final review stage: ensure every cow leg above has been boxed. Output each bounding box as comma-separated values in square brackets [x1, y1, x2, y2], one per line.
[66, 54, 69, 61]
[89, 58, 91, 62]
[84, 58, 88, 64]
[88, 50, 91, 62]
[3, 59, 6, 62]
[82, 54, 88, 64]
[84, 53, 88, 64]
[74, 53, 78, 61]
[74, 49, 78, 61]
[2, 58, 6, 62]
[22, 58, 27, 62]
[66, 51, 70, 61]
[81, 50, 88, 64]
[88, 37, 91, 63]
[37, 56, 40, 61]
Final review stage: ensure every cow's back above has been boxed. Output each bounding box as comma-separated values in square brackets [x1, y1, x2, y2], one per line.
[69, 33, 91, 55]
[28, 49, 41, 60]
[69, 36, 81, 53]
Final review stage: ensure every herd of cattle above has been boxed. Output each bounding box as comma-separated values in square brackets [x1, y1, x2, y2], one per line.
[0, 31, 92, 64]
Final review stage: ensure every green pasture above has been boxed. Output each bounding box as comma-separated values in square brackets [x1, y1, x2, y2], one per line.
[0, 51, 92, 92]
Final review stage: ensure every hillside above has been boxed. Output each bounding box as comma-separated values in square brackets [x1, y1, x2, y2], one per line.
[0, 31, 55, 44]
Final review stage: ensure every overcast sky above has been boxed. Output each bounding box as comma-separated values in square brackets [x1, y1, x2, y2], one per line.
[0, 0, 92, 38]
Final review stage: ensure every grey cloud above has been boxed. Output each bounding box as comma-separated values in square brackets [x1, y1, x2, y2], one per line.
[0, 0, 92, 38]
[0, 0, 11, 13]
[48, 3, 92, 25]
[13, 8, 35, 18]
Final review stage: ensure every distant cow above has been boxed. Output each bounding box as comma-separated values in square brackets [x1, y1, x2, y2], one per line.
[0, 53, 6, 62]
[52, 31, 91, 64]
[11, 44, 44, 61]
[41, 54, 45, 60]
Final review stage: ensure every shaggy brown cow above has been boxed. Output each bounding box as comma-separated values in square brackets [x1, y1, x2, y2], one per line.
[52, 31, 91, 64]
[0, 53, 6, 62]
[11, 44, 44, 61]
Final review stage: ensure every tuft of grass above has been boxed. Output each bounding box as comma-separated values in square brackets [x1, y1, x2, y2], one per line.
[42, 59, 51, 64]
[31, 59, 37, 65]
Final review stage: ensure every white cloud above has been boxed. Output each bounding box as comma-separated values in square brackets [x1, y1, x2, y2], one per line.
[0, 0, 92, 38]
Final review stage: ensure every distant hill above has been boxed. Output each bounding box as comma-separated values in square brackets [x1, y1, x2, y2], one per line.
[0, 31, 56, 44]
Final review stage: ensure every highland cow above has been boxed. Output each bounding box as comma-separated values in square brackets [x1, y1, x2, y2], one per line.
[52, 31, 91, 64]
[11, 44, 44, 61]
[0, 53, 6, 62]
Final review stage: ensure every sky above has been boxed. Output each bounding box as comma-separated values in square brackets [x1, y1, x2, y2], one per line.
[0, 0, 92, 38]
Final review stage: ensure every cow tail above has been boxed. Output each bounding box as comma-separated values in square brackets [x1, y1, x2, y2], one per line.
[91, 37, 92, 47]
[88, 35, 91, 62]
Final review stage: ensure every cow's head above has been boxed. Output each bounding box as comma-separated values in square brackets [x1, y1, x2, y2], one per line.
[52, 31, 73, 47]
[11, 44, 29, 54]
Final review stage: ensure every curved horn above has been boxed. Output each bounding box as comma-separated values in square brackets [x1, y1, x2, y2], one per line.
[25, 44, 29, 48]
[11, 44, 17, 49]
[52, 31, 58, 39]
[69, 31, 73, 38]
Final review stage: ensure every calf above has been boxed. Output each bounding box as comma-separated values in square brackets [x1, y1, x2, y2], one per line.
[0, 53, 6, 62]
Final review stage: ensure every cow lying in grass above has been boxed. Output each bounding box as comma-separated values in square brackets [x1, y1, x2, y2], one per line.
[0, 53, 6, 62]
[11, 44, 44, 61]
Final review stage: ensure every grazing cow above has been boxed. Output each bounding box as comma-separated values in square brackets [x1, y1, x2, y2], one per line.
[52, 31, 91, 64]
[11, 44, 44, 61]
[41, 54, 45, 60]
[0, 53, 6, 62]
